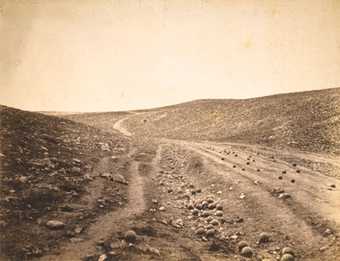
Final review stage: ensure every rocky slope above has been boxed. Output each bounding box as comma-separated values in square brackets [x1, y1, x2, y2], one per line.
[1, 87, 340, 261]
[0, 106, 129, 260]
[122, 87, 340, 154]
[60, 111, 132, 134]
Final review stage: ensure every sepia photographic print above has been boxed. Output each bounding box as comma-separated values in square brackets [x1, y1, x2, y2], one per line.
[1, 1, 340, 260]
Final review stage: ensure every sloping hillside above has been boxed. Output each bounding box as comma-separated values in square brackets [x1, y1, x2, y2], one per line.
[2, 88, 340, 261]
[61, 111, 132, 134]
[0, 106, 129, 260]
[123, 88, 340, 154]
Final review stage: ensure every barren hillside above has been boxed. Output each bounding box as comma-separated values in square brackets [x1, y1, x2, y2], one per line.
[122, 88, 340, 154]
[61, 112, 132, 134]
[0, 106, 130, 260]
[1, 88, 340, 261]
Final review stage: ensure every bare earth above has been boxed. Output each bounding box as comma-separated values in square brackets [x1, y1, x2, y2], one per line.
[1, 89, 340, 261]
[47, 114, 338, 261]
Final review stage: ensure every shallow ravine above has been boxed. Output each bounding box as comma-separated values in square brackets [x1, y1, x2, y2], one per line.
[15, 106, 339, 261]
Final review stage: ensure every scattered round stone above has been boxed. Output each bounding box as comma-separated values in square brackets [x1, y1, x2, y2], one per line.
[323, 228, 332, 236]
[107, 251, 118, 258]
[278, 193, 291, 199]
[282, 170, 287, 174]
[187, 204, 194, 210]
[124, 230, 137, 243]
[159, 206, 166, 211]
[192, 209, 199, 216]
[206, 224, 214, 230]
[46, 220, 65, 229]
[319, 246, 328, 252]
[173, 219, 184, 228]
[330, 184, 336, 188]
[237, 241, 249, 251]
[195, 227, 205, 235]
[215, 210, 223, 217]
[18, 176, 28, 183]
[282, 247, 295, 256]
[258, 232, 270, 244]
[71, 167, 81, 174]
[233, 165, 237, 168]
[278, 176, 283, 180]
[216, 204, 223, 210]
[296, 170, 301, 173]
[207, 198, 214, 204]
[98, 254, 108, 261]
[240, 246, 254, 258]
[291, 179, 295, 183]
[210, 219, 219, 226]
[257, 169, 261, 172]
[201, 211, 210, 217]
[202, 201, 209, 209]
[208, 203, 217, 210]
[206, 229, 216, 237]
[280, 253, 295, 261]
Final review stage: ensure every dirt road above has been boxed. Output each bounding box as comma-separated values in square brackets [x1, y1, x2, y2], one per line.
[28, 113, 340, 261]
[111, 115, 340, 260]
[36, 147, 146, 260]
[113, 117, 133, 137]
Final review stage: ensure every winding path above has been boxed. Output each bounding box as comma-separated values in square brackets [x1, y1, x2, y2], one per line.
[113, 116, 133, 136]
[37, 116, 146, 260]
[33, 112, 340, 261]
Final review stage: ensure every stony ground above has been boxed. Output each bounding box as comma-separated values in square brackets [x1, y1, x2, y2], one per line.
[1, 89, 340, 261]
[123, 87, 340, 155]
[0, 106, 129, 260]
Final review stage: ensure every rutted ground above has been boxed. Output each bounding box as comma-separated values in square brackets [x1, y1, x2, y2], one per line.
[35, 145, 146, 260]
[71, 112, 340, 261]
[87, 138, 339, 260]
[1, 90, 340, 261]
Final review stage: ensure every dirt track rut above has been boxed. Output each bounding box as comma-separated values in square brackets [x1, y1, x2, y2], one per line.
[37, 153, 146, 260]
[30, 114, 340, 261]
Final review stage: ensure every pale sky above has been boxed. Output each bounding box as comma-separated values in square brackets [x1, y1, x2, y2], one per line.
[1, 0, 340, 112]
